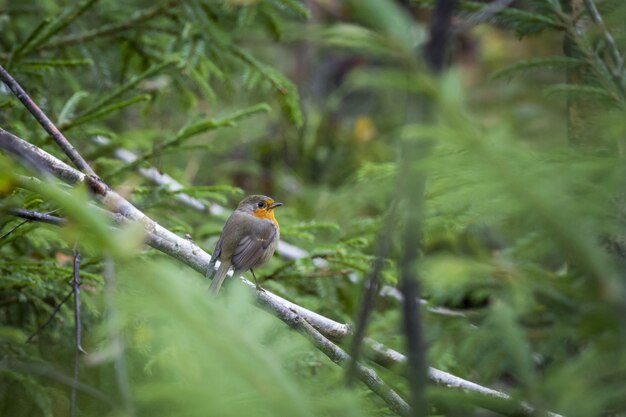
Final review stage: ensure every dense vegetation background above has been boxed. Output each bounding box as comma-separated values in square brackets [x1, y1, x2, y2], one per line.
[1, 0, 625, 416]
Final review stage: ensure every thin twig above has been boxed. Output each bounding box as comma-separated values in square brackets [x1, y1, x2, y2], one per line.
[8, 208, 65, 225]
[70, 244, 85, 417]
[1, 208, 63, 241]
[0, 64, 96, 175]
[72, 244, 86, 353]
[0, 219, 30, 240]
[25, 289, 74, 343]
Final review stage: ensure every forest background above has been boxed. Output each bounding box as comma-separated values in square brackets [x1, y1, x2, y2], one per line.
[1, 0, 625, 416]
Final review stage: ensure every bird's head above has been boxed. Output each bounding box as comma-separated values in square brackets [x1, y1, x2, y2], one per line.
[236, 195, 282, 222]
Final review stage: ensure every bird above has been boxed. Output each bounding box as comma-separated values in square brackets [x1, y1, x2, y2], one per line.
[207, 194, 282, 295]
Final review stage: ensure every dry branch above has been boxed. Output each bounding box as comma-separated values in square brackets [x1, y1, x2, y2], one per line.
[7, 208, 66, 225]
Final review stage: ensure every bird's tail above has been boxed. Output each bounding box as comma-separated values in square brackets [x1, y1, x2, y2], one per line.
[206, 256, 218, 280]
[209, 260, 231, 295]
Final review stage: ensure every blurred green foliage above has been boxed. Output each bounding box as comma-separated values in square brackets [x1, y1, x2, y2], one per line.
[1, 0, 626, 416]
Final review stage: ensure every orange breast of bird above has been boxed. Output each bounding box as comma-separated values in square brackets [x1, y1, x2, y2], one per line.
[252, 207, 280, 231]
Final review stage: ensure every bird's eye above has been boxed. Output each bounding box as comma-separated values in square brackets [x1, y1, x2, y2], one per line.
[257, 201, 264, 208]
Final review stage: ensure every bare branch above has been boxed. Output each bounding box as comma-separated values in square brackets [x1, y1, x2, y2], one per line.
[365, 340, 564, 417]
[72, 245, 86, 351]
[0, 64, 95, 175]
[70, 244, 84, 417]
[256, 293, 411, 417]
[8, 208, 66, 226]
[0, 126, 86, 185]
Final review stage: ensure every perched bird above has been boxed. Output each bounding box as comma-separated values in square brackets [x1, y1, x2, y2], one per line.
[207, 194, 282, 295]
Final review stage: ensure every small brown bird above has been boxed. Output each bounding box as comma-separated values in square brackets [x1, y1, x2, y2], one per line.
[207, 194, 282, 295]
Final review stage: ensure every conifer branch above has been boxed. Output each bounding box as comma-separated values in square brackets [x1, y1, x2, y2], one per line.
[43, 1, 178, 50]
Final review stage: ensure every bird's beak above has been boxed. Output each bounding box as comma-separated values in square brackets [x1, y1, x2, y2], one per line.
[269, 202, 283, 209]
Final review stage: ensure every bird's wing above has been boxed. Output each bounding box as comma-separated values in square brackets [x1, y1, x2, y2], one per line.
[231, 223, 278, 271]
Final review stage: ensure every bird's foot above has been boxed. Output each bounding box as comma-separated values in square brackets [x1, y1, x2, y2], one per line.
[255, 284, 266, 293]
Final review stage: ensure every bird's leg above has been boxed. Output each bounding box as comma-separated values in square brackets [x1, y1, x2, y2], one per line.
[250, 269, 265, 292]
